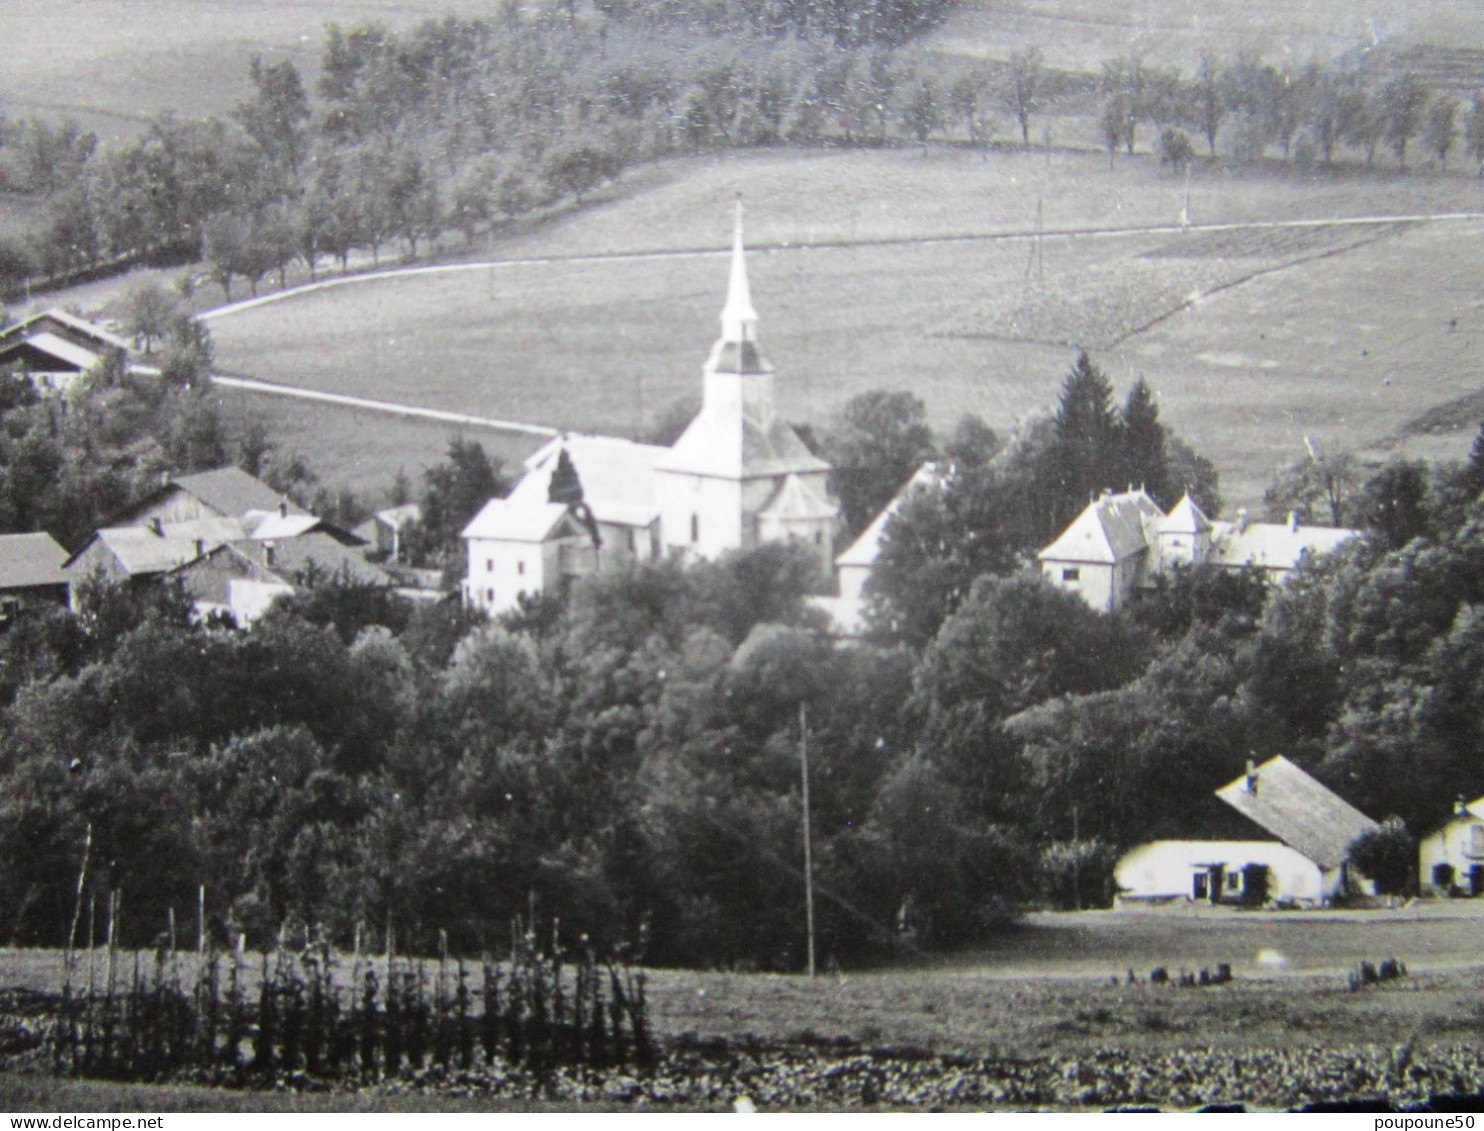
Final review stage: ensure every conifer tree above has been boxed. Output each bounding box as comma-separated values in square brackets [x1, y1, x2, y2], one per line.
[547, 447, 584, 507]
[1120, 377, 1169, 506]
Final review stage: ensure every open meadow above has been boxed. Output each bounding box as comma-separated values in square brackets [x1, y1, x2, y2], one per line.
[206, 146, 1484, 508]
[5, 904, 1484, 1110]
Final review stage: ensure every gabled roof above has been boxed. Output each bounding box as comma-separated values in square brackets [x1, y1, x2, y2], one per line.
[0, 532, 69, 590]
[0, 309, 130, 353]
[68, 516, 246, 576]
[1425, 795, 1484, 833]
[1159, 493, 1211, 536]
[513, 435, 666, 528]
[1038, 489, 1162, 565]
[1215, 755, 1379, 871]
[1207, 519, 1358, 572]
[758, 472, 839, 521]
[2, 332, 102, 372]
[172, 467, 304, 519]
[240, 530, 392, 586]
[243, 511, 322, 541]
[462, 498, 586, 544]
[836, 463, 941, 569]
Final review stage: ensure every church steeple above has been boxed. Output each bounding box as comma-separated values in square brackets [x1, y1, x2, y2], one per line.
[720, 199, 758, 344]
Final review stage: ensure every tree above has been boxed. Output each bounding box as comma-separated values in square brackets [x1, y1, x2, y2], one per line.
[1042, 352, 1122, 530]
[1193, 51, 1225, 155]
[1358, 459, 1432, 550]
[544, 143, 621, 205]
[235, 56, 311, 173]
[121, 278, 179, 354]
[1119, 378, 1169, 505]
[158, 316, 215, 387]
[1158, 127, 1195, 172]
[1264, 444, 1360, 527]
[1424, 94, 1458, 169]
[1007, 47, 1044, 147]
[404, 437, 509, 570]
[1382, 73, 1429, 171]
[1349, 817, 1417, 897]
[900, 77, 943, 146]
[824, 390, 938, 538]
[1465, 93, 1484, 175]
[1100, 94, 1130, 166]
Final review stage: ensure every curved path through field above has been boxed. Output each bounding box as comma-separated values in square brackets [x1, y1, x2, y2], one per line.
[201, 207, 1484, 435]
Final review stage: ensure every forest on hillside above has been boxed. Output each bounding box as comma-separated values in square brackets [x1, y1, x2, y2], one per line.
[3, 348, 1483, 968]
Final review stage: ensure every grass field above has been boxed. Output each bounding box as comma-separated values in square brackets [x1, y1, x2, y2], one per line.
[204, 146, 1484, 508]
[931, 0, 1484, 73]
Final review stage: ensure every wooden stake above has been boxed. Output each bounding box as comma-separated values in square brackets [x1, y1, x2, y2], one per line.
[800, 701, 816, 979]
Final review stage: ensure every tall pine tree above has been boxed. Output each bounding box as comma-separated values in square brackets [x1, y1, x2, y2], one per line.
[1044, 352, 1121, 529]
[1120, 378, 1169, 506]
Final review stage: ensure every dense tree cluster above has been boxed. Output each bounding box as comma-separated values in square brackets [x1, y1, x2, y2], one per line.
[1093, 48, 1484, 172]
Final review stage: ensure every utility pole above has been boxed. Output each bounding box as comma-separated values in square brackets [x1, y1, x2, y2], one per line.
[800, 700, 816, 978]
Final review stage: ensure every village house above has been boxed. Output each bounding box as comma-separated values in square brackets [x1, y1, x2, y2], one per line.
[1039, 488, 1359, 613]
[462, 208, 838, 616]
[1114, 755, 1379, 907]
[62, 469, 393, 625]
[0, 308, 134, 394]
[354, 503, 422, 563]
[0, 531, 70, 624]
[1418, 796, 1484, 897]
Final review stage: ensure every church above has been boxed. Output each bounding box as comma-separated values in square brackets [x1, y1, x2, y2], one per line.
[462, 209, 839, 615]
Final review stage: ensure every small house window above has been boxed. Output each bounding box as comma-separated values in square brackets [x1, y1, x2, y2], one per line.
[1061, 567, 1080, 582]
[517, 561, 525, 576]
[487, 558, 494, 572]
[486, 589, 494, 603]
[627, 528, 637, 552]
[815, 530, 823, 545]
[691, 514, 700, 543]
[1225, 870, 1243, 893]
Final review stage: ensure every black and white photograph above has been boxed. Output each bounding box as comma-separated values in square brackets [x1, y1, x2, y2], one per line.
[1, 0, 1483, 1115]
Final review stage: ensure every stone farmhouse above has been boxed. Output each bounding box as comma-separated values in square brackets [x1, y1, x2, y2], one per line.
[1114, 755, 1379, 906]
[1038, 488, 1360, 614]
[463, 209, 838, 616]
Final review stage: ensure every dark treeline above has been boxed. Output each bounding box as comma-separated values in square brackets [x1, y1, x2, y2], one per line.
[5, 351, 1484, 965]
[5, 6, 1483, 301]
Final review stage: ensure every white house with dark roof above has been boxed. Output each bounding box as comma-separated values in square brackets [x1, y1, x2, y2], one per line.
[462, 207, 839, 615]
[1115, 755, 1380, 906]
[1040, 489, 1359, 613]
[1037, 489, 1165, 613]
[1419, 796, 1484, 896]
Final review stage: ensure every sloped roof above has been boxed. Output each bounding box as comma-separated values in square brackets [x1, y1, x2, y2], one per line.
[658, 407, 829, 482]
[513, 435, 665, 528]
[244, 530, 392, 586]
[1159, 493, 1211, 536]
[70, 516, 246, 576]
[173, 467, 304, 518]
[758, 472, 839, 521]
[1215, 755, 1379, 871]
[1038, 490, 1162, 565]
[836, 463, 941, 569]
[0, 309, 130, 353]
[462, 498, 584, 543]
[244, 511, 322, 541]
[2, 331, 101, 372]
[0, 532, 69, 590]
[1207, 519, 1358, 572]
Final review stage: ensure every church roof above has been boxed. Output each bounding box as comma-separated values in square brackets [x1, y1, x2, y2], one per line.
[512, 435, 666, 528]
[758, 472, 839, 521]
[1159, 493, 1211, 535]
[659, 409, 830, 481]
[1038, 489, 1162, 565]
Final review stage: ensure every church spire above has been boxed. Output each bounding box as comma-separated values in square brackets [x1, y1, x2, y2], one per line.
[720, 198, 758, 343]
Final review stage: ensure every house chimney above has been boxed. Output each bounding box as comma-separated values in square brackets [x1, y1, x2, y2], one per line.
[1235, 508, 1249, 534]
[1244, 759, 1258, 795]
[1287, 510, 1299, 532]
[278, 498, 289, 519]
[1456, 796, 1468, 817]
[148, 517, 164, 537]
[193, 538, 205, 559]
[263, 541, 276, 568]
